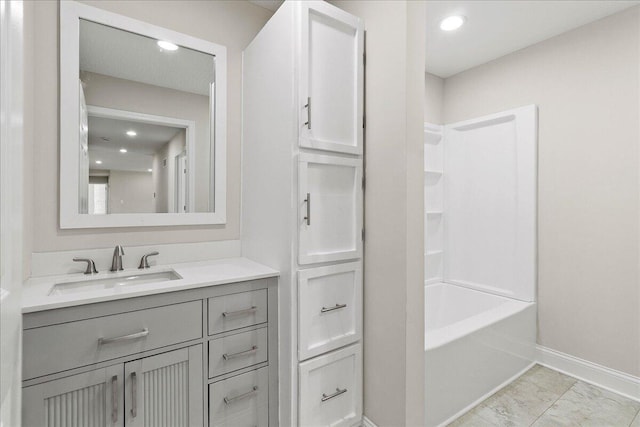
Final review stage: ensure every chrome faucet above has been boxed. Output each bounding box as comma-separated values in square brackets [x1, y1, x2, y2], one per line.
[110, 245, 125, 272]
[139, 251, 159, 269]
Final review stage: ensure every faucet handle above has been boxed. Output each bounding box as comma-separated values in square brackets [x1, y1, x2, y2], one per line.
[73, 258, 98, 275]
[139, 251, 159, 269]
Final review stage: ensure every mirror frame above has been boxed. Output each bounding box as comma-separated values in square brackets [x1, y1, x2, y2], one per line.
[59, 1, 227, 228]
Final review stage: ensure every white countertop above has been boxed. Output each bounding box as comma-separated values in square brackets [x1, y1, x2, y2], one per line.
[22, 257, 279, 314]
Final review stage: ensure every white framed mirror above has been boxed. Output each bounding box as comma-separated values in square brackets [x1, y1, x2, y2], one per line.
[60, 1, 226, 228]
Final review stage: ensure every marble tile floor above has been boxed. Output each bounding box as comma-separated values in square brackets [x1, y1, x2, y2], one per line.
[449, 365, 640, 427]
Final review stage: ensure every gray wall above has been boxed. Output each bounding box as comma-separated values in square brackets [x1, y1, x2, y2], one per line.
[442, 7, 640, 376]
[108, 170, 154, 214]
[23, 1, 272, 263]
[424, 72, 443, 125]
[331, 1, 426, 425]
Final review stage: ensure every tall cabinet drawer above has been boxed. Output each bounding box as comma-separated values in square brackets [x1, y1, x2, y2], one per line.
[209, 367, 269, 427]
[298, 262, 362, 360]
[23, 300, 202, 380]
[208, 289, 268, 335]
[298, 344, 362, 427]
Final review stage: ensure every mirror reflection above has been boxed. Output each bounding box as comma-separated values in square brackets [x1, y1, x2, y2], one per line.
[78, 19, 215, 214]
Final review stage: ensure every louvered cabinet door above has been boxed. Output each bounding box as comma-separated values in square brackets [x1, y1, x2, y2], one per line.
[124, 345, 203, 427]
[22, 364, 123, 427]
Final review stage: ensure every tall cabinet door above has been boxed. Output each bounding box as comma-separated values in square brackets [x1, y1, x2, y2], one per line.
[299, 1, 364, 155]
[22, 364, 123, 427]
[124, 346, 203, 427]
[298, 153, 363, 265]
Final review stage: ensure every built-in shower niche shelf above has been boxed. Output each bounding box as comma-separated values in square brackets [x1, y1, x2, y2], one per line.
[424, 170, 443, 177]
[426, 211, 443, 216]
[424, 130, 442, 145]
[426, 250, 443, 256]
[425, 250, 443, 282]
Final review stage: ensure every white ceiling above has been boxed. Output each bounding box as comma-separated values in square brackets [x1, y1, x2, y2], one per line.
[248, 0, 283, 12]
[88, 116, 183, 172]
[427, 1, 640, 78]
[80, 19, 214, 96]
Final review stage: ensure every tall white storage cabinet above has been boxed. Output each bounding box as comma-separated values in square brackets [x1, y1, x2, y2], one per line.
[241, 1, 364, 426]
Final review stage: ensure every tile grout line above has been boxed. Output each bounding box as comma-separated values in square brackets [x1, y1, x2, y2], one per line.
[526, 376, 578, 426]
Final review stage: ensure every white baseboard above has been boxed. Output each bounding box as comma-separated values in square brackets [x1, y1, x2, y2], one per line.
[362, 416, 378, 427]
[30, 240, 241, 277]
[536, 345, 640, 402]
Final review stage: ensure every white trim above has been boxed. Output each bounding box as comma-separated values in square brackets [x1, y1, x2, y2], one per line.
[30, 240, 241, 278]
[86, 106, 197, 213]
[536, 345, 640, 402]
[59, 1, 227, 228]
[361, 416, 378, 427]
[0, 1, 24, 424]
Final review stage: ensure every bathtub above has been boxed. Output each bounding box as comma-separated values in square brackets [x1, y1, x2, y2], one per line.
[425, 282, 537, 427]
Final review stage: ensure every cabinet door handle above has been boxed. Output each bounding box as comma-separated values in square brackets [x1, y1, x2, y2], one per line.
[130, 372, 137, 418]
[222, 306, 257, 317]
[321, 387, 347, 402]
[223, 345, 258, 361]
[98, 328, 149, 346]
[304, 193, 311, 226]
[304, 97, 311, 129]
[111, 375, 118, 424]
[320, 303, 347, 313]
[224, 386, 258, 405]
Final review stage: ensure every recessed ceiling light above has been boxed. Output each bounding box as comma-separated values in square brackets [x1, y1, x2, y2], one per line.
[95, 160, 102, 164]
[126, 130, 137, 137]
[120, 148, 127, 153]
[440, 15, 466, 32]
[147, 168, 153, 172]
[157, 40, 179, 51]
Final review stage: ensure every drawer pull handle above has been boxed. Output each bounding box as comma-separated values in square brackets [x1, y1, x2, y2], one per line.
[224, 386, 258, 405]
[98, 328, 149, 346]
[321, 387, 348, 402]
[304, 193, 311, 226]
[223, 345, 258, 361]
[111, 375, 118, 423]
[321, 303, 347, 313]
[222, 306, 257, 317]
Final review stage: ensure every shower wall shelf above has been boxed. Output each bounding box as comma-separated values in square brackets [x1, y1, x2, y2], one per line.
[424, 123, 444, 283]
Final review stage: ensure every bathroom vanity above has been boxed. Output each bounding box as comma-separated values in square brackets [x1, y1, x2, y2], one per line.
[21, 258, 279, 427]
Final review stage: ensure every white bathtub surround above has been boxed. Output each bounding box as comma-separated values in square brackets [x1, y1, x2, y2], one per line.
[424, 105, 538, 426]
[425, 283, 537, 426]
[29, 239, 241, 277]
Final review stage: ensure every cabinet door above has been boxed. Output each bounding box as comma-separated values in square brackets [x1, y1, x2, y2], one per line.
[299, 1, 364, 155]
[298, 153, 363, 265]
[124, 345, 203, 427]
[22, 364, 123, 427]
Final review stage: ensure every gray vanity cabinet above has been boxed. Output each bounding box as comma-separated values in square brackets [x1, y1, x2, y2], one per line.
[22, 277, 278, 427]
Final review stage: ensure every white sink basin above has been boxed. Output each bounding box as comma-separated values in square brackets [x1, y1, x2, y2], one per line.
[49, 270, 182, 296]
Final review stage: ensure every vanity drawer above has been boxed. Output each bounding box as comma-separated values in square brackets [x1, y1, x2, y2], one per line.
[23, 301, 202, 380]
[298, 344, 362, 427]
[208, 327, 268, 378]
[209, 367, 269, 427]
[298, 262, 362, 360]
[208, 289, 267, 335]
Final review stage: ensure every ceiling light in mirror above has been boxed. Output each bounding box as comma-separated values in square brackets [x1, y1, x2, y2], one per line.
[440, 15, 466, 32]
[119, 148, 127, 153]
[157, 40, 179, 51]
[126, 130, 137, 136]
[95, 160, 102, 164]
